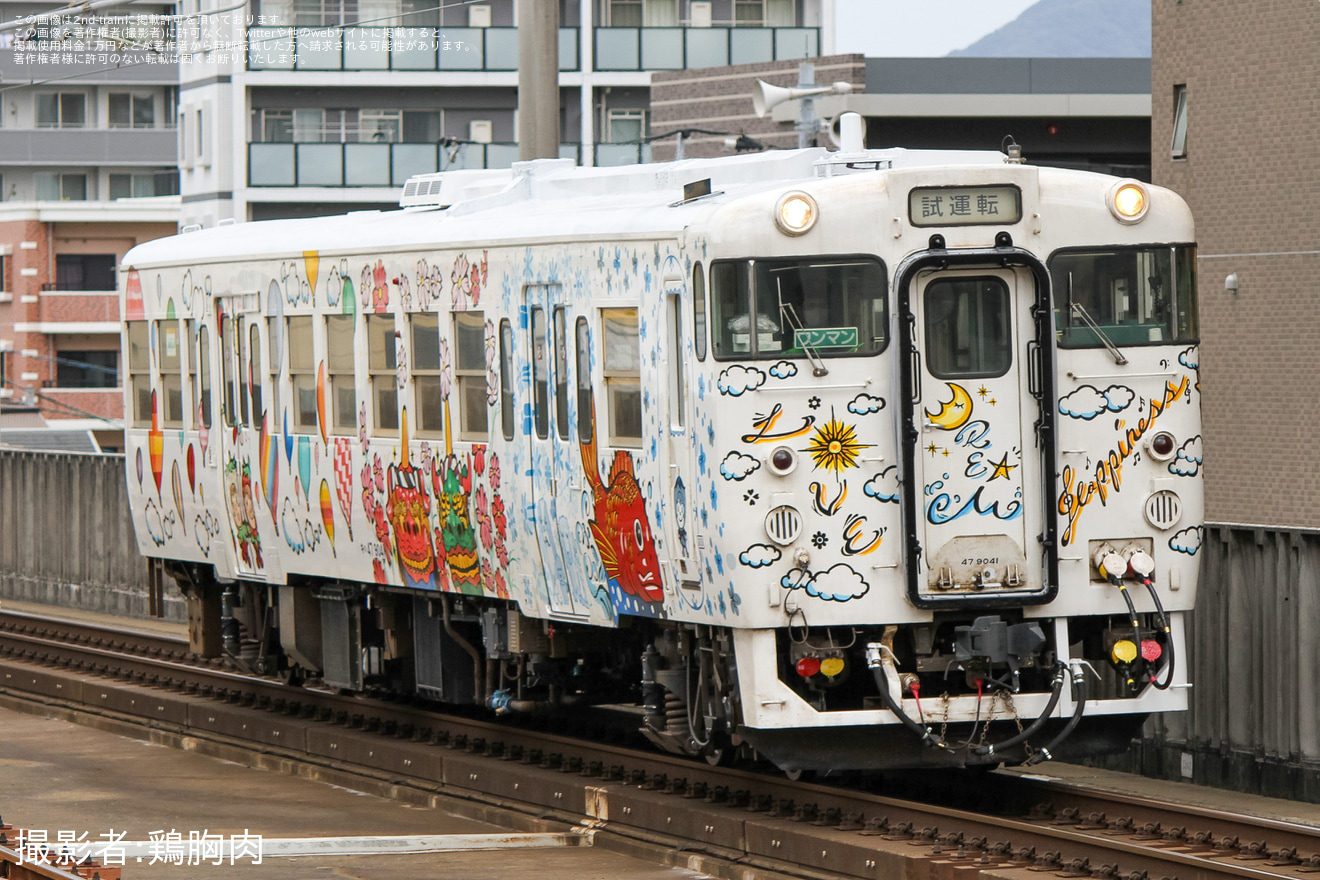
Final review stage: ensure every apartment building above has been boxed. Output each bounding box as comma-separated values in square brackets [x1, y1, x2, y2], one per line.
[178, 0, 833, 227]
[0, 23, 179, 447]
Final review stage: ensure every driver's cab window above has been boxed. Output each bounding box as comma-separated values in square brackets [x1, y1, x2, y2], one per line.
[711, 256, 887, 359]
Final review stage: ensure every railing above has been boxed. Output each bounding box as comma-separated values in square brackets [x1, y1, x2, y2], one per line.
[248, 141, 655, 186]
[245, 25, 817, 72]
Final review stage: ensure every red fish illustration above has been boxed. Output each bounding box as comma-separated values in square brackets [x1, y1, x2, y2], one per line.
[579, 402, 664, 604]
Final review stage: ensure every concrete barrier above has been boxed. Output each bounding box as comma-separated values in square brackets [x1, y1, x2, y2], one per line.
[0, 449, 186, 622]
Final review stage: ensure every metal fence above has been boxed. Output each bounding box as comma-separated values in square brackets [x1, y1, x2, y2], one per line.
[0, 450, 185, 622]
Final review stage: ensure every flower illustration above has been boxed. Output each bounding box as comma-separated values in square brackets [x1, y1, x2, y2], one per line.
[473, 444, 486, 477]
[489, 453, 501, 491]
[743, 489, 760, 505]
[475, 486, 492, 549]
[811, 531, 828, 549]
[808, 396, 822, 410]
[492, 495, 507, 538]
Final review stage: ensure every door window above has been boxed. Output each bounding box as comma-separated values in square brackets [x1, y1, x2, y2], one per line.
[923, 277, 1012, 379]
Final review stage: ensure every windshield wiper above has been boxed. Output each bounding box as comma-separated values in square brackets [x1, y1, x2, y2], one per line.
[778, 281, 829, 377]
[1070, 302, 1128, 366]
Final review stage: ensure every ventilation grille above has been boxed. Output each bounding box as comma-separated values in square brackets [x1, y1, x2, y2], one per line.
[1144, 490, 1182, 530]
[765, 505, 802, 546]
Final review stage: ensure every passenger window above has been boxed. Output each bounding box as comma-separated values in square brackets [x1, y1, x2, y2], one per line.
[127, 320, 151, 428]
[368, 314, 398, 434]
[220, 316, 237, 427]
[236, 317, 250, 426]
[668, 294, 685, 429]
[553, 307, 569, 440]
[187, 319, 199, 428]
[266, 317, 280, 426]
[455, 311, 487, 439]
[575, 317, 592, 444]
[711, 256, 887, 359]
[326, 314, 355, 432]
[531, 307, 549, 440]
[924, 277, 1012, 379]
[602, 307, 641, 447]
[412, 313, 443, 438]
[160, 320, 184, 427]
[197, 324, 212, 430]
[693, 261, 707, 361]
[288, 316, 316, 430]
[249, 322, 264, 423]
[499, 319, 515, 441]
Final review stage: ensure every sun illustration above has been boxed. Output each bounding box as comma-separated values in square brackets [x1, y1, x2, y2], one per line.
[803, 410, 874, 473]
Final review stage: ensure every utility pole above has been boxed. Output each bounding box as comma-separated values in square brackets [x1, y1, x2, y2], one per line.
[517, 0, 561, 161]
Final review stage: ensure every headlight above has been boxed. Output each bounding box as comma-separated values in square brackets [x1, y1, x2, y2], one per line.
[1108, 180, 1149, 223]
[775, 191, 818, 235]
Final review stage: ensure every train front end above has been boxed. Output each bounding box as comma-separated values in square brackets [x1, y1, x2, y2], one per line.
[692, 154, 1200, 770]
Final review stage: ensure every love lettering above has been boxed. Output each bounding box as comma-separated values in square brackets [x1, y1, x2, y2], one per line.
[1057, 375, 1190, 546]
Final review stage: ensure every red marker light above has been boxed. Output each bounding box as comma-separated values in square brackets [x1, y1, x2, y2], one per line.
[771, 448, 795, 472]
[796, 657, 821, 677]
[1151, 432, 1176, 457]
[1140, 640, 1163, 662]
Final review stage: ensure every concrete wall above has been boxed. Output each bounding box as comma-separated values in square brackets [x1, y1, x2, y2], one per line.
[0, 449, 186, 622]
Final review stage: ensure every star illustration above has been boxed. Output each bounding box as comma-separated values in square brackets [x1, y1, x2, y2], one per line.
[988, 398, 997, 406]
[926, 443, 939, 456]
[976, 385, 989, 399]
[989, 452, 1018, 481]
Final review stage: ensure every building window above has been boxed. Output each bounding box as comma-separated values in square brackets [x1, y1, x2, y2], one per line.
[326, 314, 356, 432]
[55, 254, 116, 291]
[411, 313, 444, 437]
[160, 321, 184, 426]
[110, 172, 175, 199]
[602, 307, 641, 446]
[35, 173, 88, 201]
[289, 316, 316, 430]
[108, 93, 154, 128]
[606, 109, 646, 143]
[734, 0, 793, 26]
[606, 0, 676, 25]
[1171, 84, 1188, 159]
[36, 93, 86, 128]
[368, 314, 399, 433]
[56, 350, 117, 389]
[292, 0, 361, 27]
[455, 311, 487, 438]
[127, 321, 151, 428]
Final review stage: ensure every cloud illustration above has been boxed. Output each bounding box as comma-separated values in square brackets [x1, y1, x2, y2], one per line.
[717, 365, 766, 397]
[739, 543, 782, 568]
[847, 393, 886, 415]
[863, 466, 900, 503]
[1058, 384, 1135, 420]
[1169, 526, 1202, 556]
[1179, 346, 1199, 370]
[1169, 435, 1203, 477]
[781, 563, 870, 602]
[769, 361, 798, 380]
[720, 451, 761, 481]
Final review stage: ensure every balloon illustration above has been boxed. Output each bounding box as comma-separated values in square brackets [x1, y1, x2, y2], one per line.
[148, 390, 164, 498]
[135, 447, 144, 488]
[198, 400, 209, 459]
[297, 435, 312, 504]
[304, 251, 320, 301]
[283, 408, 293, 467]
[316, 362, 328, 448]
[186, 444, 196, 494]
[171, 460, 186, 536]
[333, 437, 354, 541]
[319, 479, 336, 556]
[261, 414, 279, 533]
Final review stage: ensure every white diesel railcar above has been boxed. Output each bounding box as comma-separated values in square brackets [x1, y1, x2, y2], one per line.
[122, 125, 1201, 770]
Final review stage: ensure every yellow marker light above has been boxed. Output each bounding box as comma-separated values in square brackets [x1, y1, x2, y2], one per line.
[819, 656, 846, 678]
[1108, 180, 1149, 223]
[1111, 640, 1138, 664]
[775, 191, 818, 236]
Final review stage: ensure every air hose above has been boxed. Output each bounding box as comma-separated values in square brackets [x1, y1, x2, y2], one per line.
[970, 663, 1066, 759]
[1140, 577, 1176, 690]
[866, 641, 944, 748]
[1025, 662, 1089, 765]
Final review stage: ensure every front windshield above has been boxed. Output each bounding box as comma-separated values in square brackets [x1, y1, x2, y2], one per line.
[1050, 245, 1198, 347]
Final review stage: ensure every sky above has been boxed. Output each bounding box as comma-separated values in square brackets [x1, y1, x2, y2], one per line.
[832, 0, 1040, 57]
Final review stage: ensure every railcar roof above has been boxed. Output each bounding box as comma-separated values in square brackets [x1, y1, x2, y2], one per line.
[123, 146, 1012, 269]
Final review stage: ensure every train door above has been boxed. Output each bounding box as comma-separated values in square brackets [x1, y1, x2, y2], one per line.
[524, 285, 580, 616]
[904, 267, 1049, 607]
[661, 272, 700, 589]
[216, 294, 267, 577]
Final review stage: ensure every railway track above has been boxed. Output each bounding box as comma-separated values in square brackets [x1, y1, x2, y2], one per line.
[1, 608, 1317, 880]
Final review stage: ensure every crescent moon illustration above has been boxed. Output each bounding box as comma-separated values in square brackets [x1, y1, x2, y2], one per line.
[925, 383, 973, 431]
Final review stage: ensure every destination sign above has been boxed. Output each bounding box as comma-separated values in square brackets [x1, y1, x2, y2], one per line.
[908, 185, 1022, 227]
[795, 327, 858, 349]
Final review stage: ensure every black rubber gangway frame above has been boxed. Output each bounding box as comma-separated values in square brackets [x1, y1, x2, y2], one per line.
[894, 243, 1059, 610]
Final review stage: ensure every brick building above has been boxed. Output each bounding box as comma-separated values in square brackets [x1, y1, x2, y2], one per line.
[0, 204, 176, 451]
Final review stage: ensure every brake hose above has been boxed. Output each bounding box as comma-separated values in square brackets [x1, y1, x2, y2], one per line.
[866, 643, 945, 749]
[1140, 578, 1176, 690]
[1025, 664, 1088, 765]
[971, 663, 1066, 759]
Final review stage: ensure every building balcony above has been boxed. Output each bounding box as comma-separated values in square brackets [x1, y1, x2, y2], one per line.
[0, 129, 178, 166]
[244, 25, 817, 73]
[248, 141, 652, 186]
